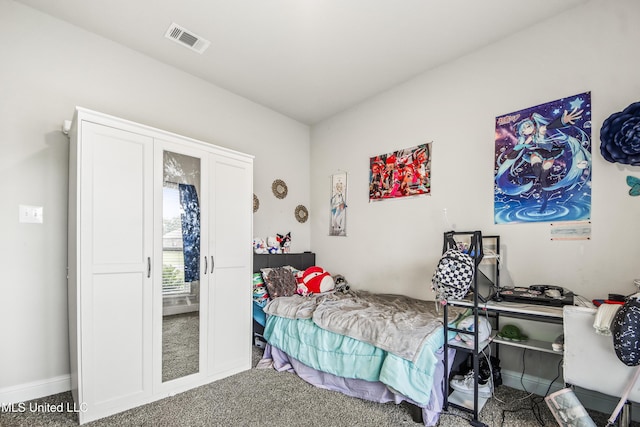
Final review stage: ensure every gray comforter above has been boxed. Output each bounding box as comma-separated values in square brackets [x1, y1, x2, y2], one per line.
[264, 290, 462, 363]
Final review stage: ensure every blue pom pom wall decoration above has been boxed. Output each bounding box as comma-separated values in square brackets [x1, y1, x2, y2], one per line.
[600, 101, 640, 166]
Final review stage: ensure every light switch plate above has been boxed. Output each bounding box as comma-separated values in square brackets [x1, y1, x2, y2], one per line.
[19, 205, 43, 223]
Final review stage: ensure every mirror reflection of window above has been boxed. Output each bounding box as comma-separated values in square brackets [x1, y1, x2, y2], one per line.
[162, 186, 188, 297]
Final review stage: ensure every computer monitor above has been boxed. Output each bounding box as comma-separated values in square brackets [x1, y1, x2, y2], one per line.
[473, 268, 498, 303]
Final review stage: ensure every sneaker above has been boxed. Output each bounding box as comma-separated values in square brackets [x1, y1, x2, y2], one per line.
[479, 358, 492, 384]
[450, 370, 492, 397]
[552, 334, 564, 352]
[487, 355, 502, 386]
[254, 335, 266, 349]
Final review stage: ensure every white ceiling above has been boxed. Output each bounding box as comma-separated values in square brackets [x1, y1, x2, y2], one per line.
[17, 0, 589, 124]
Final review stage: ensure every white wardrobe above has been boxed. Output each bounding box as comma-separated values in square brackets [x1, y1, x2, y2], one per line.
[68, 107, 253, 424]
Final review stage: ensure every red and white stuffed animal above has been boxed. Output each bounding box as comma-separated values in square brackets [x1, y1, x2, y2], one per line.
[296, 266, 335, 296]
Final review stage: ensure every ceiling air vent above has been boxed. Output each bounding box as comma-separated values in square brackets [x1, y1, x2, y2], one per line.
[164, 23, 210, 54]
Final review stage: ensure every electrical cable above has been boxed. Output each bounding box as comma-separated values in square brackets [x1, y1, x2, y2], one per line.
[520, 348, 528, 393]
[528, 357, 564, 424]
[499, 348, 559, 426]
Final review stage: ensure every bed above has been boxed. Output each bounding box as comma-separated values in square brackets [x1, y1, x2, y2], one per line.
[252, 253, 461, 426]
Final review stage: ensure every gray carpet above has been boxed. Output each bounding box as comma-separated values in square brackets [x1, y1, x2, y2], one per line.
[162, 312, 199, 382]
[1, 347, 636, 427]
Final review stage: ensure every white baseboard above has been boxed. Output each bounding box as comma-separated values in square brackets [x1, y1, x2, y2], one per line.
[501, 369, 639, 422]
[0, 375, 71, 405]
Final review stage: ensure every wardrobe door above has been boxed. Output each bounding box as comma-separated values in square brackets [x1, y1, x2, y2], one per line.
[207, 153, 253, 377]
[154, 141, 209, 389]
[78, 121, 153, 422]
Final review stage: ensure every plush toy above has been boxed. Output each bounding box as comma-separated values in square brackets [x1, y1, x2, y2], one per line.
[296, 266, 335, 296]
[266, 236, 281, 254]
[332, 274, 350, 293]
[252, 237, 267, 254]
[277, 232, 291, 253]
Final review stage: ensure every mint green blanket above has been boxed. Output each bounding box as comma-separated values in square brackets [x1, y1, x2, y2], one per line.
[264, 314, 454, 405]
[264, 292, 462, 405]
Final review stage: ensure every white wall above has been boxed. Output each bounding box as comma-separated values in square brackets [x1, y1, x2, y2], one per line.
[0, 0, 310, 402]
[311, 0, 640, 301]
[309, 0, 640, 398]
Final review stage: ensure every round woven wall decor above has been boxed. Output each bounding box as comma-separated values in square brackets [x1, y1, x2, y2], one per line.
[295, 205, 309, 223]
[272, 179, 288, 199]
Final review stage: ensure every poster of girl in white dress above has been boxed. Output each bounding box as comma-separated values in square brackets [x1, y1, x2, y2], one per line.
[330, 172, 347, 236]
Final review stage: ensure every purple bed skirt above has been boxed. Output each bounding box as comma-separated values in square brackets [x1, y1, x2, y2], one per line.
[260, 344, 454, 426]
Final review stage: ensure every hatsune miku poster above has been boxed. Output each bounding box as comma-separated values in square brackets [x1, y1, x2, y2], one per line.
[369, 143, 431, 201]
[494, 92, 592, 224]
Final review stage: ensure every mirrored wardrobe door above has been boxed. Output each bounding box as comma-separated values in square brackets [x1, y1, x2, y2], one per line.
[161, 149, 202, 382]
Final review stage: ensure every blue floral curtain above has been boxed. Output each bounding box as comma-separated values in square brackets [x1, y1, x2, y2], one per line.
[179, 184, 200, 282]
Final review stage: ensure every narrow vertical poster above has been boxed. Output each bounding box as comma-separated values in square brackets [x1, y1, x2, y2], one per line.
[330, 172, 347, 236]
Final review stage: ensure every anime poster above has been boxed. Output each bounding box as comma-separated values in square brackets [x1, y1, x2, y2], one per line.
[330, 172, 347, 236]
[494, 92, 592, 224]
[369, 143, 431, 201]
